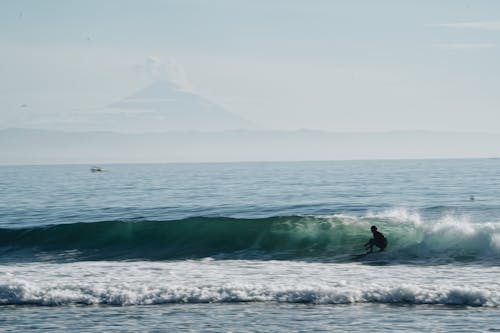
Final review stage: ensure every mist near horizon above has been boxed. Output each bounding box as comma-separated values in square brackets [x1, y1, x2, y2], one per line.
[1, 128, 499, 165]
[1, 1, 500, 163]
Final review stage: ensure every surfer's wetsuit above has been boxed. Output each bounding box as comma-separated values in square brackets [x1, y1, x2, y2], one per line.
[365, 226, 387, 253]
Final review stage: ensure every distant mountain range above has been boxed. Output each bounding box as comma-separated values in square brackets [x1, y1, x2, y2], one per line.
[1, 128, 499, 165]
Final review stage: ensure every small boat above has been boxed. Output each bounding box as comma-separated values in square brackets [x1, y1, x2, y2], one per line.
[90, 166, 104, 172]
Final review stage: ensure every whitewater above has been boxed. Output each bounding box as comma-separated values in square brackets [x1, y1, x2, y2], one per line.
[2, 260, 499, 307]
[1, 159, 500, 332]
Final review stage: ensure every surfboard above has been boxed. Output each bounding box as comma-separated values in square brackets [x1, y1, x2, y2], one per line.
[352, 253, 370, 259]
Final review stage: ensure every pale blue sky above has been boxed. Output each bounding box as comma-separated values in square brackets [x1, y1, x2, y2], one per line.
[1, 0, 500, 132]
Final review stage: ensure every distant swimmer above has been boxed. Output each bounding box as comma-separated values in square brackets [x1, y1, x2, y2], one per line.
[364, 225, 387, 253]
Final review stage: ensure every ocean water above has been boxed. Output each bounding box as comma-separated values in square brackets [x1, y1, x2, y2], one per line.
[1, 159, 500, 332]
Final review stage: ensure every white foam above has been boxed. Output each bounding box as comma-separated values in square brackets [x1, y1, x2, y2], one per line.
[430, 215, 475, 236]
[490, 233, 500, 252]
[0, 261, 498, 307]
[0, 280, 496, 306]
[367, 208, 422, 226]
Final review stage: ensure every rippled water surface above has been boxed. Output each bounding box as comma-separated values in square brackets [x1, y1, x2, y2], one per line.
[1, 159, 499, 331]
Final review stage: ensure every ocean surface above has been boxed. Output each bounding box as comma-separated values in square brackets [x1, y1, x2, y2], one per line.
[1, 159, 499, 332]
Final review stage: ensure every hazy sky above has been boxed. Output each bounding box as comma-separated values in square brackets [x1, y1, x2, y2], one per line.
[1, 0, 500, 132]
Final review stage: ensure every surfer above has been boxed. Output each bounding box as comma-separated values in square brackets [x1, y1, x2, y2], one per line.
[364, 225, 387, 253]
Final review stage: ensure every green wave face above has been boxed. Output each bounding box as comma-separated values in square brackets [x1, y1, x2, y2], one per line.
[1, 215, 498, 263]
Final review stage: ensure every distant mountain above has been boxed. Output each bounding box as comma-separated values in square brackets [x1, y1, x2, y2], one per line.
[104, 81, 255, 132]
[4, 81, 256, 133]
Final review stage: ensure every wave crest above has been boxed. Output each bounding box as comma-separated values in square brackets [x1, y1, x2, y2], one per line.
[1, 212, 499, 263]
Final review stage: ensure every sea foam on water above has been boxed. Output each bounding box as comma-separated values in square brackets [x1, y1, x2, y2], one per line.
[1, 260, 498, 307]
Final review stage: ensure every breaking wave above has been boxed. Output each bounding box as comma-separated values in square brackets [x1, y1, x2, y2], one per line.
[0, 280, 497, 307]
[1, 211, 499, 263]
